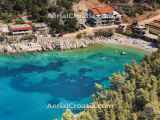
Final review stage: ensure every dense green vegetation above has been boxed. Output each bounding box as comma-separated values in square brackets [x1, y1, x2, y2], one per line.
[63, 48, 160, 120]
[106, 0, 160, 17]
[0, 0, 79, 33]
[1, 1, 160, 119]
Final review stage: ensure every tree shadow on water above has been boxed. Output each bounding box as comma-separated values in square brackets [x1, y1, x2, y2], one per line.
[0, 59, 68, 78]
[9, 72, 103, 102]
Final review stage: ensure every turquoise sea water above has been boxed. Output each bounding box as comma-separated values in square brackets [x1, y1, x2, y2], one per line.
[0, 44, 145, 120]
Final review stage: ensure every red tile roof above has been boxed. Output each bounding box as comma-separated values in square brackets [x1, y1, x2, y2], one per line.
[89, 6, 114, 15]
[9, 24, 32, 32]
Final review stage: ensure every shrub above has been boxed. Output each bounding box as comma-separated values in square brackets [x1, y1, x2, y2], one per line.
[94, 29, 114, 37]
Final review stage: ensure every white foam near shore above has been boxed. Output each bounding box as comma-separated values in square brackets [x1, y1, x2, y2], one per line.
[54, 33, 158, 53]
[93, 34, 158, 53]
[0, 33, 158, 54]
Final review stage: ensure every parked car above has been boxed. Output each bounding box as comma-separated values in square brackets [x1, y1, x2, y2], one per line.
[85, 19, 96, 27]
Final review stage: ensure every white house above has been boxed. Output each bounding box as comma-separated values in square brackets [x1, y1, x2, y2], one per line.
[86, 5, 122, 26]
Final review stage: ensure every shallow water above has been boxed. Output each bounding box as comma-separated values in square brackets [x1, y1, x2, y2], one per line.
[0, 44, 145, 120]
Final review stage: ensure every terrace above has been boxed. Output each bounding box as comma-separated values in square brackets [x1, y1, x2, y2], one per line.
[86, 5, 122, 26]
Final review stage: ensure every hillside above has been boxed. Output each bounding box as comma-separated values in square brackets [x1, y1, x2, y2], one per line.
[1, 0, 160, 33]
[0, 0, 79, 33]
[63, 48, 160, 119]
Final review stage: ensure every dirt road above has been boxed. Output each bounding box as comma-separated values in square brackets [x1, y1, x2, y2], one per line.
[63, 24, 127, 38]
[139, 10, 160, 25]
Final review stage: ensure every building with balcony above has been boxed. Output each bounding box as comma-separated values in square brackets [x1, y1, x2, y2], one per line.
[86, 5, 122, 26]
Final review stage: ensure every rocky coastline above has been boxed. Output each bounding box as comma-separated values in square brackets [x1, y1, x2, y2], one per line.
[0, 33, 158, 54]
[0, 36, 101, 54]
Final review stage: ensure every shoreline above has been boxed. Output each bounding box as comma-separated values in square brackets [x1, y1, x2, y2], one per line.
[0, 33, 158, 55]
[95, 34, 158, 53]
[0, 43, 146, 57]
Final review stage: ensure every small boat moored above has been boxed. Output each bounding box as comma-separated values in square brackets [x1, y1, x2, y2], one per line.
[120, 51, 127, 55]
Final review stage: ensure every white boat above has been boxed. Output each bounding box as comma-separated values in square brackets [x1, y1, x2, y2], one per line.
[120, 51, 127, 55]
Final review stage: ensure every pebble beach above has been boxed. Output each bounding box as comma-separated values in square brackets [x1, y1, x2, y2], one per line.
[0, 33, 157, 54]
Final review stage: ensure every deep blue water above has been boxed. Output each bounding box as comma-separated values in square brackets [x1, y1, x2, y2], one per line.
[0, 44, 145, 120]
